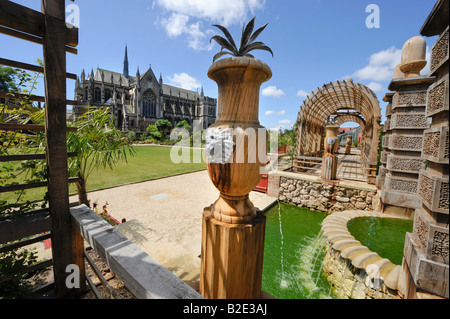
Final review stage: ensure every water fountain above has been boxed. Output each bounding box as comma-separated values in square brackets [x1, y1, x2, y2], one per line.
[263, 203, 414, 299]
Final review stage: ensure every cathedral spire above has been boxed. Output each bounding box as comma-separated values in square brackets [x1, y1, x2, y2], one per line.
[123, 45, 129, 79]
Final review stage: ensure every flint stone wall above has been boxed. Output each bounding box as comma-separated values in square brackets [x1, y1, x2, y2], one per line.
[270, 172, 380, 213]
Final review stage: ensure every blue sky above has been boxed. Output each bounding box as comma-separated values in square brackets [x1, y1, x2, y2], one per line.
[1, 0, 438, 130]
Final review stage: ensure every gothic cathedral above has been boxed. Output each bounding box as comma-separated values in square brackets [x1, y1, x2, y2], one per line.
[73, 46, 217, 133]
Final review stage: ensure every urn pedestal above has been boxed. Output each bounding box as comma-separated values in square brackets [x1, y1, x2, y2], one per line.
[200, 57, 271, 299]
[322, 124, 339, 181]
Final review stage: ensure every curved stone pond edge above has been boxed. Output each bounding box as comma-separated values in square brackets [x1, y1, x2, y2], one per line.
[321, 210, 407, 299]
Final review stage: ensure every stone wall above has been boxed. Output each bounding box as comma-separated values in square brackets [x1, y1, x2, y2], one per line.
[324, 245, 401, 299]
[321, 210, 406, 299]
[271, 173, 380, 213]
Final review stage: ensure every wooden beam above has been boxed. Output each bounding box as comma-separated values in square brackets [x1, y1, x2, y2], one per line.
[0, 177, 77, 193]
[0, 123, 77, 132]
[0, 58, 77, 80]
[0, 0, 78, 47]
[0, 152, 77, 162]
[0, 26, 78, 54]
[41, 0, 83, 298]
[0, 91, 80, 105]
[0, 209, 51, 245]
[0, 181, 47, 193]
[0, 232, 51, 254]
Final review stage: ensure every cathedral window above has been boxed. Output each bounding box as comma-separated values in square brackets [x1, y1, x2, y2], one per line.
[105, 89, 112, 102]
[143, 90, 157, 117]
[94, 87, 101, 102]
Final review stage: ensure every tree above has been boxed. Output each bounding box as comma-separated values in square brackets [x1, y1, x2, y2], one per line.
[155, 119, 172, 139]
[0, 66, 21, 92]
[146, 124, 161, 140]
[176, 119, 191, 131]
[67, 108, 135, 206]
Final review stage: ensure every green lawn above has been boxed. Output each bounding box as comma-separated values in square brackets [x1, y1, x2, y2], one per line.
[3, 145, 206, 204]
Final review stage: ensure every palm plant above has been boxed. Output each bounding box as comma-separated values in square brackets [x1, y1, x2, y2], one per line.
[67, 108, 135, 206]
[210, 17, 273, 62]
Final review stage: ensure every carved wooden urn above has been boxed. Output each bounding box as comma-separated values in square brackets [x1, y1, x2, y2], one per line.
[206, 57, 272, 224]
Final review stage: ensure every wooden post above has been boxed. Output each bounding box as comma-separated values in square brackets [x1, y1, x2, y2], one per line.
[200, 57, 270, 299]
[322, 124, 339, 181]
[200, 207, 266, 299]
[41, 0, 85, 298]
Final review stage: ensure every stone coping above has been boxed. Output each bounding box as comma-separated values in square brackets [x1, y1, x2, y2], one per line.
[321, 210, 406, 296]
[269, 170, 378, 192]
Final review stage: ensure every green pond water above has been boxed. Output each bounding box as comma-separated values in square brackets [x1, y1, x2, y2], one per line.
[347, 217, 413, 265]
[262, 202, 414, 299]
[262, 202, 336, 299]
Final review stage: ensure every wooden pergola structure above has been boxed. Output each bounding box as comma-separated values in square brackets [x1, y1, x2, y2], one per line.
[295, 79, 382, 163]
[0, 0, 84, 298]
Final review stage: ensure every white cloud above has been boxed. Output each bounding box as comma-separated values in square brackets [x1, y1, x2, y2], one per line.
[367, 81, 383, 92]
[352, 46, 401, 82]
[296, 90, 309, 98]
[351, 45, 432, 83]
[262, 86, 285, 98]
[155, 0, 265, 50]
[278, 119, 293, 125]
[162, 13, 189, 38]
[167, 72, 201, 90]
[265, 110, 286, 116]
[269, 119, 294, 131]
[155, 0, 264, 26]
[160, 13, 213, 50]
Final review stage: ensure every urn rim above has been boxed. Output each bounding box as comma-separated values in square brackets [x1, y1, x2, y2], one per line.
[207, 56, 272, 81]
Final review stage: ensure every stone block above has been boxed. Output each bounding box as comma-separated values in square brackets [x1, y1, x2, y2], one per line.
[392, 90, 427, 110]
[266, 174, 280, 198]
[388, 133, 424, 152]
[385, 172, 419, 194]
[386, 154, 424, 173]
[403, 233, 449, 298]
[427, 223, 449, 265]
[429, 26, 449, 75]
[390, 112, 430, 130]
[381, 183, 422, 210]
[418, 169, 449, 214]
[422, 125, 449, 164]
[380, 150, 388, 164]
[426, 74, 449, 117]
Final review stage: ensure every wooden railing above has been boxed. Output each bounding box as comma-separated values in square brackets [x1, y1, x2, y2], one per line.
[338, 158, 377, 184]
[293, 156, 323, 173]
[292, 156, 377, 184]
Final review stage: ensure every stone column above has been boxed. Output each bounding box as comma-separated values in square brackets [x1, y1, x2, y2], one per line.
[380, 37, 435, 216]
[322, 124, 339, 181]
[403, 3, 449, 299]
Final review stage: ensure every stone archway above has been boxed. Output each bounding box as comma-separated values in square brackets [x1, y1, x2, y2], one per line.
[295, 79, 381, 163]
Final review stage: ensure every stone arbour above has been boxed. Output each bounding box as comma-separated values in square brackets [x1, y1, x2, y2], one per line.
[295, 79, 381, 163]
[270, 172, 379, 213]
[402, 1, 449, 299]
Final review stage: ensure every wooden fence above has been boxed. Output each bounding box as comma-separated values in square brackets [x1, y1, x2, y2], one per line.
[293, 156, 377, 184]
